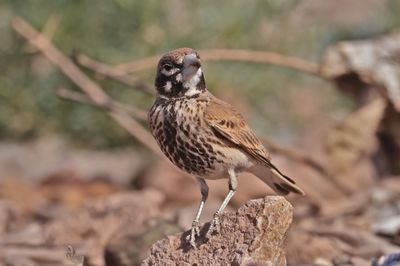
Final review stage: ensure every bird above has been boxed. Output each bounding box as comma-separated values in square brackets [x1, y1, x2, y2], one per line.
[148, 48, 305, 248]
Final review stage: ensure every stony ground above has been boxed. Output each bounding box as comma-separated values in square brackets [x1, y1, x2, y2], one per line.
[0, 135, 399, 266]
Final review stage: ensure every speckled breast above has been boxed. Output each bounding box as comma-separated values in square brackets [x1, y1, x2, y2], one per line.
[148, 97, 226, 176]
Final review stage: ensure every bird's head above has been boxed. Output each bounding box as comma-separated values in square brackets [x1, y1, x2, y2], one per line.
[155, 48, 206, 99]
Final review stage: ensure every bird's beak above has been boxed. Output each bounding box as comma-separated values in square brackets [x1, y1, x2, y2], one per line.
[182, 53, 201, 81]
[183, 53, 201, 69]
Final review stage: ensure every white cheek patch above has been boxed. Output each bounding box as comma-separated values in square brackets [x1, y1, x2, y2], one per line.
[164, 81, 172, 93]
[175, 73, 182, 82]
[161, 68, 179, 76]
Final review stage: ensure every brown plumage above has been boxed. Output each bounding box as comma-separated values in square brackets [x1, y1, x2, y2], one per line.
[204, 97, 304, 195]
[148, 48, 305, 247]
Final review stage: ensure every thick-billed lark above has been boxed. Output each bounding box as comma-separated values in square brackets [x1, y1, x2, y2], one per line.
[148, 48, 305, 248]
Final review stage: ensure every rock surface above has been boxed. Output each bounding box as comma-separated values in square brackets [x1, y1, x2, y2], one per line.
[105, 221, 181, 266]
[142, 196, 293, 266]
[47, 189, 165, 266]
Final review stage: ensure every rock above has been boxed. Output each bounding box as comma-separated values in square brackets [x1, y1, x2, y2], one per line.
[105, 221, 181, 266]
[142, 196, 293, 266]
[0, 178, 47, 218]
[321, 33, 400, 176]
[39, 170, 120, 210]
[46, 189, 165, 266]
[286, 229, 341, 264]
[0, 200, 18, 235]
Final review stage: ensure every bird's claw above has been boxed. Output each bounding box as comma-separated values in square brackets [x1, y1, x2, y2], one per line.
[206, 212, 221, 238]
[188, 213, 222, 247]
[189, 220, 201, 248]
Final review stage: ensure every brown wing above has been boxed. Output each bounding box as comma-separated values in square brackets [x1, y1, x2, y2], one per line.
[204, 97, 272, 163]
[204, 96, 302, 192]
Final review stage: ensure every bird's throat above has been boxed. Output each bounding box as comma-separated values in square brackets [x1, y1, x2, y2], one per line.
[182, 68, 206, 97]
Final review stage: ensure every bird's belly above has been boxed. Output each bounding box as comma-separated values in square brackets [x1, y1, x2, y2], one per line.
[158, 125, 253, 179]
[203, 146, 254, 180]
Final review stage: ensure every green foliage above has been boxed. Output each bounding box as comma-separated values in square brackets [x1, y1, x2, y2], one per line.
[0, 0, 399, 148]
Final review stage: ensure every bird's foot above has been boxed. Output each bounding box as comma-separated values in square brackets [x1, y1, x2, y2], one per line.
[189, 220, 201, 248]
[206, 212, 221, 238]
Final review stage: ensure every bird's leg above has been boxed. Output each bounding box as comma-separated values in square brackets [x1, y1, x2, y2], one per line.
[189, 177, 209, 248]
[207, 169, 237, 237]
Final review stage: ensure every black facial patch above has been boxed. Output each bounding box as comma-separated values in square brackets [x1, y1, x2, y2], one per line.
[155, 53, 206, 98]
[155, 68, 184, 97]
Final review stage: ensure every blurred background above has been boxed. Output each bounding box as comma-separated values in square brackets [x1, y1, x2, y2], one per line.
[1, 0, 400, 265]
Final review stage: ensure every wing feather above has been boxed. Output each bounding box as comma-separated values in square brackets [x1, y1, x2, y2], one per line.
[204, 97, 271, 162]
[204, 96, 305, 195]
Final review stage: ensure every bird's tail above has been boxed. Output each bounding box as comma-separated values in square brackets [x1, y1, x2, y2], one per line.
[249, 163, 305, 196]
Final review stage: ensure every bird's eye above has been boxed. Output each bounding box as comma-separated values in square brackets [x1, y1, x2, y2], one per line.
[163, 64, 173, 71]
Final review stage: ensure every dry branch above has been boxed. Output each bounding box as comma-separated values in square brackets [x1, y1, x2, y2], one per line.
[57, 88, 148, 121]
[0, 246, 65, 264]
[72, 52, 155, 96]
[201, 49, 320, 75]
[114, 49, 320, 76]
[114, 55, 160, 73]
[13, 18, 108, 106]
[12, 17, 161, 156]
[23, 15, 60, 54]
